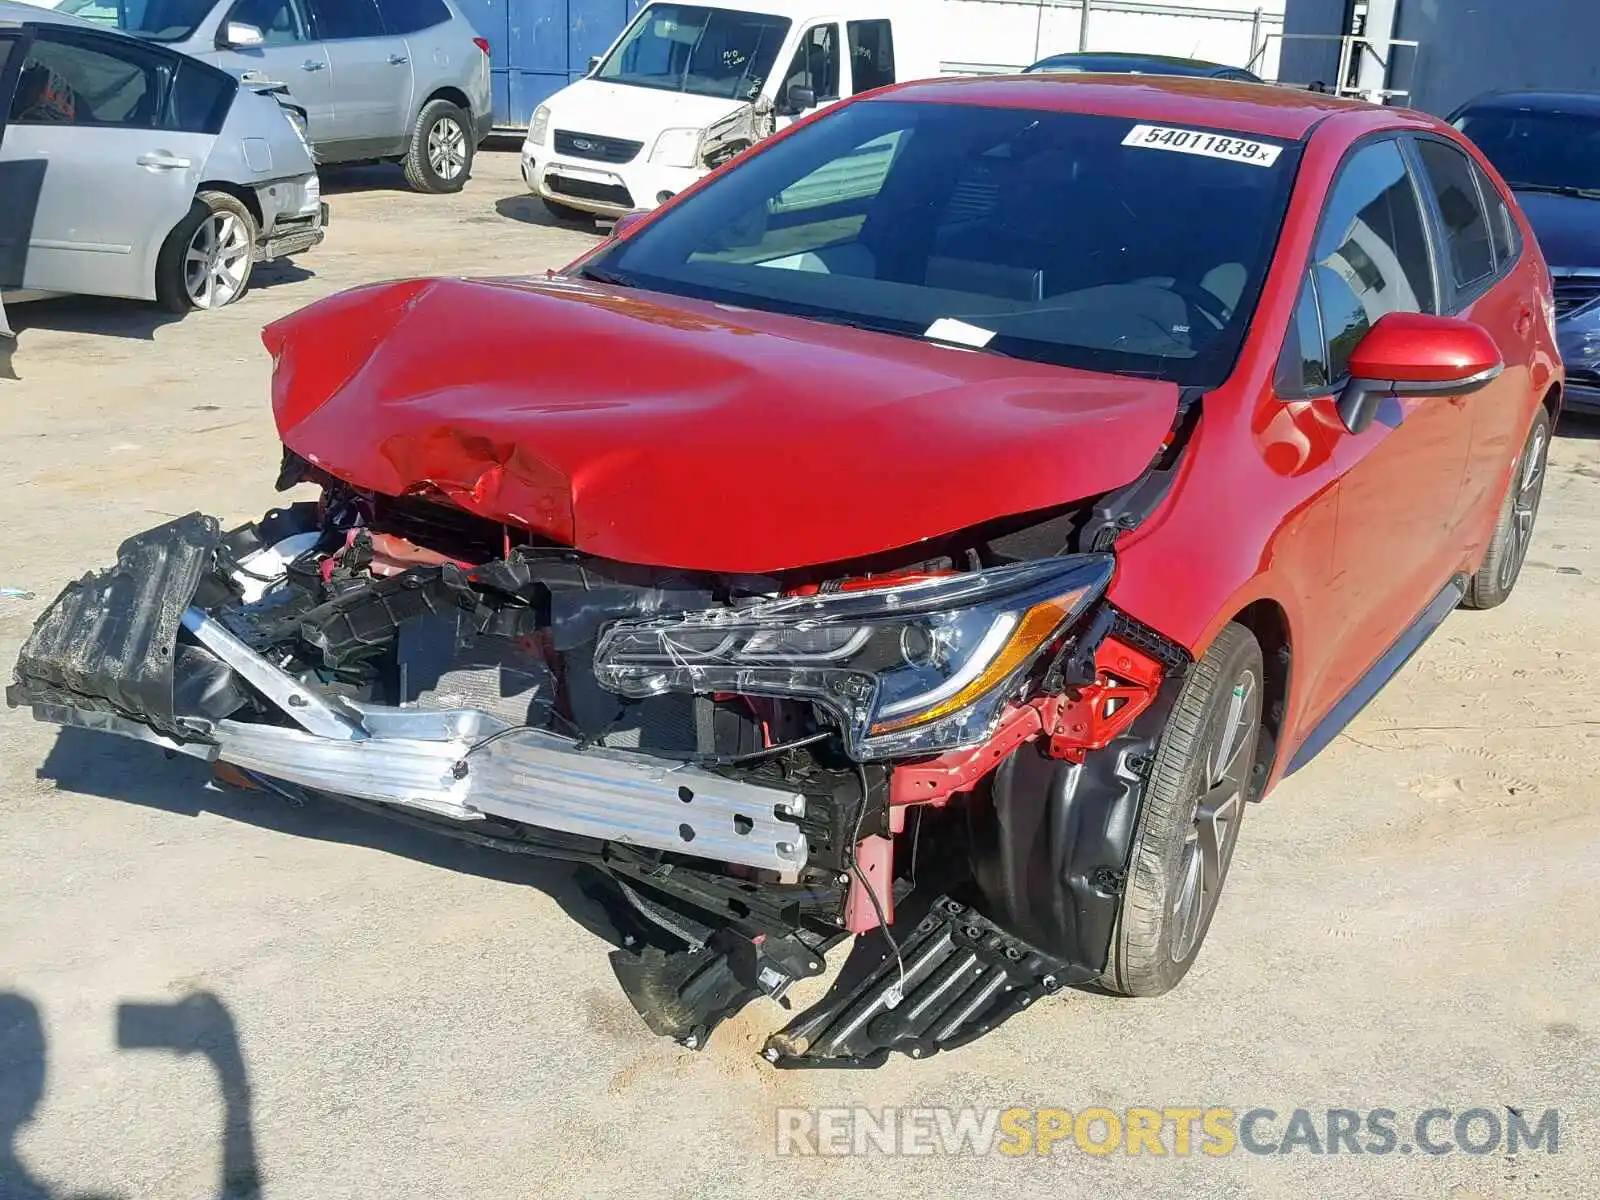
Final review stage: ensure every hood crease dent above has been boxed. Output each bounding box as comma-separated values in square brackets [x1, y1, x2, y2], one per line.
[262, 276, 1183, 573]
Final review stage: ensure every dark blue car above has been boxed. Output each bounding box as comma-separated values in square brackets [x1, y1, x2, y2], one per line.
[1023, 51, 1262, 82]
[1452, 91, 1600, 414]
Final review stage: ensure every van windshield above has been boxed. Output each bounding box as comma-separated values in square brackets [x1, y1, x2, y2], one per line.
[594, 3, 791, 101]
[586, 100, 1301, 387]
[53, 0, 214, 42]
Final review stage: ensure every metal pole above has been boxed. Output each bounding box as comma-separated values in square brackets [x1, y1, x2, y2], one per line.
[1079, 0, 1092, 51]
[1249, 7, 1263, 68]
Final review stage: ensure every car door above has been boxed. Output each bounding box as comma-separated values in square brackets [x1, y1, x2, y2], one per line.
[212, 0, 335, 148]
[306, 0, 414, 154]
[773, 22, 844, 131]
[1278, 137, 1475, 728]
[1410, 136, 1541, 538]
[0, 24, 221, 301]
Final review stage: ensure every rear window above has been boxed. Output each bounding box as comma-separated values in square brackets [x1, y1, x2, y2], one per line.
[590, 100, 1302, 386]
[847, 19, 894, 92]
[380, 0, 450, 34]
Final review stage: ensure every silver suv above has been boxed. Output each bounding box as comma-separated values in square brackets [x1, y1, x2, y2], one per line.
[56, 0, 492, 192]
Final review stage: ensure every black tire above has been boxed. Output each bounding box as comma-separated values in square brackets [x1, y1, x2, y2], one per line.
[1462, 406, 1551, 610]
[402, 99, 474, 194]
[154, 190, 257, 314]
[1102, 623, 1265, 997]
[542, 197, 593, 223]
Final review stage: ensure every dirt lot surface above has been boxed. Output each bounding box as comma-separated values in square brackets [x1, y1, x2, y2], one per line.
[1, 150, 1598, 1200]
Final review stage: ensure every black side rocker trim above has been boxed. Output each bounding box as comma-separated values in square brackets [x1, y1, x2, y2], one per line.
[1285, 574, 1468, 775]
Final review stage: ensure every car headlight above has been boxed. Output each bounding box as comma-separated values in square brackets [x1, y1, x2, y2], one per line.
[593, 556, 1114, 759]
[529, 104, 550, 147]
[649, 126, 703, 169]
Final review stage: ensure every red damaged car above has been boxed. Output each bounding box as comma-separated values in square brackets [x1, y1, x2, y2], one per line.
[10, 76, 1560, 1066]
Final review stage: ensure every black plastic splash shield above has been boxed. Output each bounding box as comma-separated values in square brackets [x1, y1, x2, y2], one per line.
[762, 894, 1078, 1068]
[7, 513, 220, 736]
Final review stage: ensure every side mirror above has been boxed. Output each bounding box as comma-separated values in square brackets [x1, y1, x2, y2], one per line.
[219, 21, 266, 48]
[1338, 312, 1503, 434]
[611, 211, 647, 238]
[778, 83, 815, 116]
[587, 55, 602, 73]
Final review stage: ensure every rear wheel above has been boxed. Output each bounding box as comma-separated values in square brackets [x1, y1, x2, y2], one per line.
[155, 190, 256, 313]
[1462, 407, 1550, 610]
[1102, 623, 1264, 997]
[403, 99, 474, 194]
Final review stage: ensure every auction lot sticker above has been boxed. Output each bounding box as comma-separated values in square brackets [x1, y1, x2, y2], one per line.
[1123, 124, 1283, 167]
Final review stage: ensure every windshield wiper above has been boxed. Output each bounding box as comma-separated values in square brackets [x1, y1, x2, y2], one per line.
[578, 265, 636, 288]
[1508, 181, 1600, 200]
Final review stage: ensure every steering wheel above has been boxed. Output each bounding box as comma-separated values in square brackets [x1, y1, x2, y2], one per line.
[1162, 279, 1233, 332]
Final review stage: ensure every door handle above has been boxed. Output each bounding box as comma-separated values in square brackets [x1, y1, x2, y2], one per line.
[302, 59, 325, 71]
[388, 53, 409, 64]
[136, 151, 192, 170]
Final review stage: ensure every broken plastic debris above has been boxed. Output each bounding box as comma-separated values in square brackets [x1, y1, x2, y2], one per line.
[0, 588, 35, 600]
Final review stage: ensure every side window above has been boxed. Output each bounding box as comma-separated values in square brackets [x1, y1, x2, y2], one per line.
[8, 32, 165, 128]
[378, 0, 451, 35]
[846, 19, 894, 93]
[1473, 160, 1518, 267]
[1415, 138, 1494, 292]
[1312, 139, 1436, 381]
[226, 0, 309, 44]
[1276, 271, 1330, 395]
[780, 24, 840, 104]
[311, 0, 386, 40]
[166, 60, 236, 134]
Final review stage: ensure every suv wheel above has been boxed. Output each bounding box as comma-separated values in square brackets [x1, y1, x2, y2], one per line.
[155, 190, 257, 313]
[404, 99, 474, 194]
[1102, 623, 1264, 997]
[1462, 406, 1551, 610]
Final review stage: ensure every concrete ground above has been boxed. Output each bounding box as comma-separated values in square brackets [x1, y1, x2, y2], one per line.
[1, 150, 1598, 1200]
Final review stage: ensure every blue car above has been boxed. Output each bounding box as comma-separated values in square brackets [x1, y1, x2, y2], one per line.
[1023, 51, 1262, 82]
[1452, 90, 1600, 414]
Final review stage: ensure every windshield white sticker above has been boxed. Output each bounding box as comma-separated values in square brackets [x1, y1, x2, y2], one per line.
[1123, 124, 1283, 167]
[925, 318, 996, 348]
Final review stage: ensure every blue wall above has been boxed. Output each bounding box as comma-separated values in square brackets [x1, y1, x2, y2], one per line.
[453, 0, 647, 128]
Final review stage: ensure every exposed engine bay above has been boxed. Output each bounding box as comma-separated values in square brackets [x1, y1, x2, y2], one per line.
[9, 450, 1191, 1066]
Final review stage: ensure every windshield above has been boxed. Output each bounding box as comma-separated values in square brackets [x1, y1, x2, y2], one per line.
[1455, 109, 1600, 193]
[587, 100, 1300, 386]
[54, 0, 214, 41]
[594, 3, 791, 100]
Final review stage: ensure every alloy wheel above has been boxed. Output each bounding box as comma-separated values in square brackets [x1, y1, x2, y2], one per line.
[1170, 669, 1260, 962]
[428, 117, 468, 182]
[1501, 423, 1548, 590]
[183, 212, 251, 309]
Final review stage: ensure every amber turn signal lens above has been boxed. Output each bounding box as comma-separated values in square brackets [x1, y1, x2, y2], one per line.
[867, 588, 1086, 735]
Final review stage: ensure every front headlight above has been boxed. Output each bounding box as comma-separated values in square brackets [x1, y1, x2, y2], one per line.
[649, 126, 703, 169]
[529, 104, 551, 147]
[594, 556, 1114, 759]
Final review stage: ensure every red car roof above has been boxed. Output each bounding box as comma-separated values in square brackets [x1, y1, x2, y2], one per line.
[872, 74, 1380, 142]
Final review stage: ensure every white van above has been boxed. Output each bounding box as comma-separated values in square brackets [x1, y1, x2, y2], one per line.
[520, 0, 938, 220]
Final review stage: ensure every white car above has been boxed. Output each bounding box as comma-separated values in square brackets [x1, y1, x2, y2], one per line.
[521, 0, 937, 221]
[0, 1, 324, 311]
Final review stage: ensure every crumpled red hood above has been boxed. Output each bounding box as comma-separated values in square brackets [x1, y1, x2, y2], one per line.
[262, 276, 1180, 573]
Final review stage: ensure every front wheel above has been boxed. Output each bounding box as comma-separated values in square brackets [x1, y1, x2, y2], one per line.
[154, 190, 257, 313]
[1462, 406, 1551, 610]
[1101, 623, 1264, 997]
[403, 100, 474, 194]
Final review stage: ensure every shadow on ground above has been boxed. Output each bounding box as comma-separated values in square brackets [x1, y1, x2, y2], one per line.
[1, 989, 261, 1199]
[35, 727, 622, 948]
[493, 193, 606, 232]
